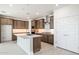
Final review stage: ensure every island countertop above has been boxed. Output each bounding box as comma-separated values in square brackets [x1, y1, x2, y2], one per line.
[14, 33, 42, 39]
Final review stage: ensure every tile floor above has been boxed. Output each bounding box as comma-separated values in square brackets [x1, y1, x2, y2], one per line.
[0, 41, 78, 55]
[35, 42, 78, 55]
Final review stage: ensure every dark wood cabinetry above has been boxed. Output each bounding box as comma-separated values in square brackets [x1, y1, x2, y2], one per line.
[32, 19, 44, 29]
[33, 37, 42, 53]
[12, 35, 17, 41]
[42, 34, 54, 45]
[47, 35, 54, 44]
[0, 18, 13, 25]
[42, 34, 48, 42]
[36, 33, 54, 45]
[50, 16, 54, 29]
[13, 20, 28, 29]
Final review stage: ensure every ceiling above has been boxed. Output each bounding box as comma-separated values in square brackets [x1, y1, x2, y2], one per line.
[0, 4, 68, 21]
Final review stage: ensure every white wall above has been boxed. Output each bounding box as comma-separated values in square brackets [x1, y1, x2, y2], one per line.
[54, 5, 79, 53]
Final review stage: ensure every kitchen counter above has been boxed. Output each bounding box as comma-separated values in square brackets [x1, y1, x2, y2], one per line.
[36, 32, 54, 35]
[36, 32, 54, 45]
[15, 33, 42, 55]
[14, 33, 42, 38]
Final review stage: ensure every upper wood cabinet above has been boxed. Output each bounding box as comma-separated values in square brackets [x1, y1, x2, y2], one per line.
[25, 21, 29, 29]
[0, 18, 13, 25]
[50, 16, 54, 29]
[39, 19, 44, 29]
[13, 20, 28, 29]
[32, 19, 44, 29]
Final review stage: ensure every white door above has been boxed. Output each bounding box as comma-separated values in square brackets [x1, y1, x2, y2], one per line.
[56, 19, 67, 49]
[56, 17, 79, 53]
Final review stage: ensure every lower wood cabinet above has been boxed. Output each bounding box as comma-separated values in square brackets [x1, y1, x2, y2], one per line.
[33, 37, 41, 53]
[42, 34, 54, 45]
[12, 35, 17, 41]
[47, 35, 54, 45]
[36, 33, 54, 45]
[42, 34, 48, 42]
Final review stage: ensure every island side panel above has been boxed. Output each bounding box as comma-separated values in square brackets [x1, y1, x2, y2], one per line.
[17, 36, 33, 55]
[33, 37, 42, 53]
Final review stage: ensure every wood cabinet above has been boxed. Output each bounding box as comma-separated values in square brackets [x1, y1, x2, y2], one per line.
[0, 18, 13, 25]
[41, 34, 54, 45]
[42, 34, 48, 42]
[33, 37, 41, 53]
[25, 21, 29, 29]
[32, 19, 44, 29]
[12, 35, 17, 41]
[50, 16, 54, 29]
[13, 20, 28, 29]
[47, 35, 54, 44]
[36, 33, 54, 45]
[39, 19, 44, 29]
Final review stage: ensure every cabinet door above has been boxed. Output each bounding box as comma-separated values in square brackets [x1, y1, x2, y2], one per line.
[1, 18, 12, 25]
[39, 19, 44, 29]
[25, 21, 29, 29]
[36, 20, 40, 29]
[20, 21, 25, 29]
[33, 37, 41, 53]
[32, 19, 44, 29]
[13, 20, 28, 29]
[42, 34, 48, 42]
[12, 35, 17, 41]
[13, 20, 17, 29]
[48, 35, 54, 45]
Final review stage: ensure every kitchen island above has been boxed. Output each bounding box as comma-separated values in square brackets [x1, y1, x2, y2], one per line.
[14, 33, 42, 55]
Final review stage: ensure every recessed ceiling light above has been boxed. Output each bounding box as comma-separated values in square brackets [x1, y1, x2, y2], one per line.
[36, 12, 39, 15]
[27, 16, 30, 19]
[9, 4, 13, 7]
[56, 4, 58, 6]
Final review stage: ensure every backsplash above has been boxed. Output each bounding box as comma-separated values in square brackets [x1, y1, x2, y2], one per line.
[35, 29, 54, 34]
[13, 29, 54, 34]
[13, 29, 27, 34]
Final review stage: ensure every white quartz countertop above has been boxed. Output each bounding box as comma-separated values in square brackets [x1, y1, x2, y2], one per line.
[14, 33, 42, 39]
